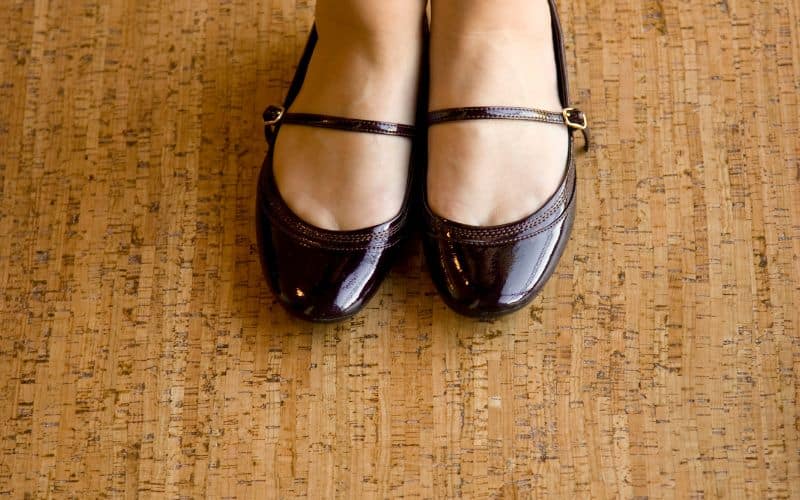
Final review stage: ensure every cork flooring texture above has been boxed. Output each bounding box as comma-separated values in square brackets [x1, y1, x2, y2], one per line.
[1, 0, 799, 498]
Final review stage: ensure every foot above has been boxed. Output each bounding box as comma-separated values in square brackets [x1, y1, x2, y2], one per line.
[428, 0, 569, 227]
[273, 0, 426, 231]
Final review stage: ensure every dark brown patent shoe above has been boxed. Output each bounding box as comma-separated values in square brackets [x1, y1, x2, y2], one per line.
[422, 0, 589, 318]
[256, 26, 422, 323]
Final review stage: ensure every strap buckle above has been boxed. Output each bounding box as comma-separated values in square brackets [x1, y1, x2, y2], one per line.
[263, 105, 286, 126]
[562, 108, 588, 130]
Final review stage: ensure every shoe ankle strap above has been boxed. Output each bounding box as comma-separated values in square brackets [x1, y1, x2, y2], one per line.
[427, 106, 590, 151]
[263, 105, 416, 143]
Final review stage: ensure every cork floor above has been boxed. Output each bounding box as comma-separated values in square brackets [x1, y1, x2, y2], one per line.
[1, 0, 799, 498]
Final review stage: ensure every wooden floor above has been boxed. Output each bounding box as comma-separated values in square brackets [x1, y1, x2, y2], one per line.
[1, 0, 799, 498]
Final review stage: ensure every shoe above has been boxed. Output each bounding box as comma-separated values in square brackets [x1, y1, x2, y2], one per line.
[422, 0, 589, 318]
[256, 25, 425, 323]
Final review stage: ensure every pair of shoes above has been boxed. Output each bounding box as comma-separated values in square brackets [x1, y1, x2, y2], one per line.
[256, 0, 589, 322]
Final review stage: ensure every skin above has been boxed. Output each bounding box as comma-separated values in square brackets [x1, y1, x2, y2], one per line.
[428, 0, 568, 226]
[273, 0, 567, 230]
[273, 0, 427, 231]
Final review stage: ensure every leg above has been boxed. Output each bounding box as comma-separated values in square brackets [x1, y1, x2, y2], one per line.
[273, 0, 427, 231]
[428, 0, 569, 226]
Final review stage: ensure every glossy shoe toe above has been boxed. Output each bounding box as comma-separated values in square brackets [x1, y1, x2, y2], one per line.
[257, 213, 397, 322]
[423, 202, 574, 317]
[423, 158, 577, 318]
[256, 161, 405, 323]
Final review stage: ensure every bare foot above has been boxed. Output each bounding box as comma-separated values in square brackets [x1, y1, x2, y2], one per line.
[273, 0, 427, 231]
[428, 0, 569, 227]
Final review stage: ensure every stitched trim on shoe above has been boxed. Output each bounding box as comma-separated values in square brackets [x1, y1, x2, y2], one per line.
[426, 158, 575, 243]
[260, 195, 406, 251]
[428, 195, 574, 247]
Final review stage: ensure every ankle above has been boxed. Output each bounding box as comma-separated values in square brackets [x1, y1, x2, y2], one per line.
[314, 27, 422, 74]
[432, 0, 552, 35]
[315, 1, 426, 41]
[430, 2, 560, 111]
[292, 16, 423, 124]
